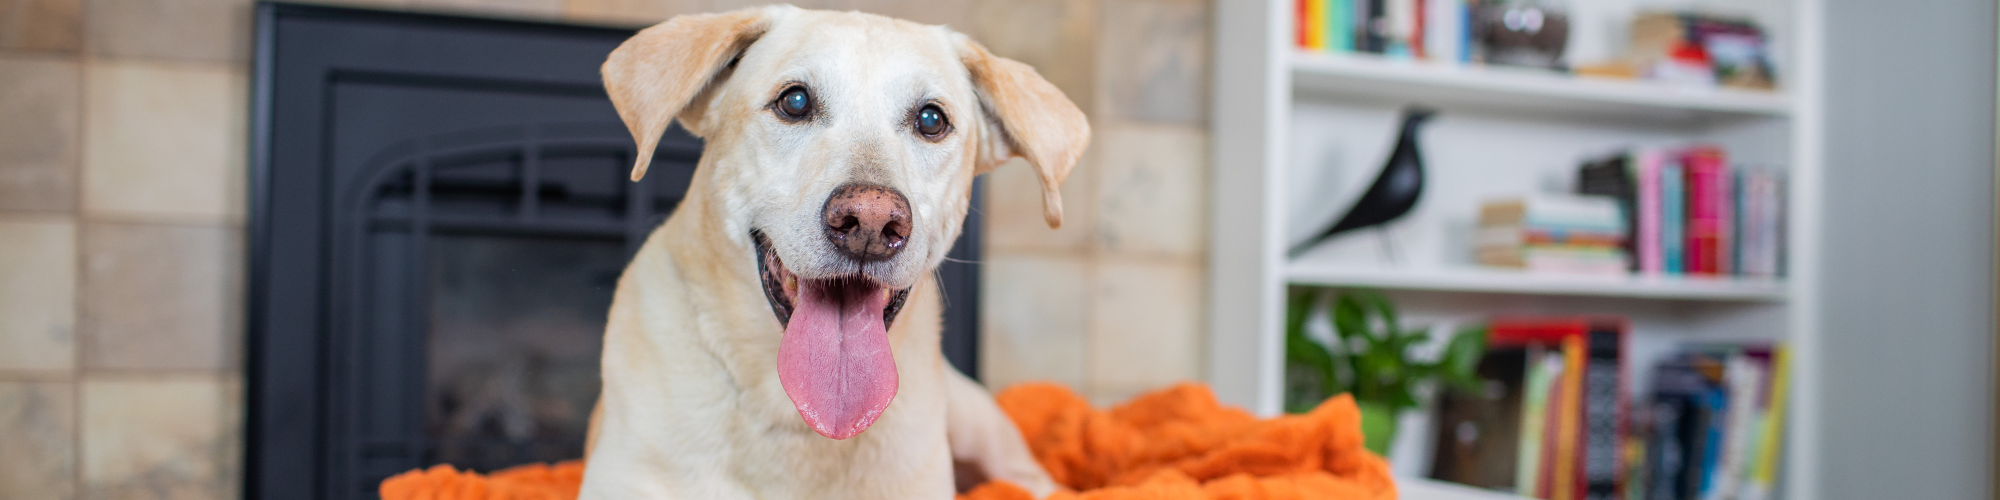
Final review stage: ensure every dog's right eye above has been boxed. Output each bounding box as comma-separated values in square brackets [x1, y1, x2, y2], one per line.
[776, 87, 813, 120]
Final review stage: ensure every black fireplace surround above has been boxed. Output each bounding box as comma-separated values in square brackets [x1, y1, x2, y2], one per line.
[245, 5, 985, 499]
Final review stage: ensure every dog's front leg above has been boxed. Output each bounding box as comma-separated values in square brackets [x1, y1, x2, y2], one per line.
[944, 369, 1060, 498]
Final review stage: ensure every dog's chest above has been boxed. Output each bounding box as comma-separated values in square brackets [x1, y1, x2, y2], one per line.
[720, 382, 956, 499]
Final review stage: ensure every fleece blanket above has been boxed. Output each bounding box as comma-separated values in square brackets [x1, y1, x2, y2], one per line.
[380, 383, 1396, 500]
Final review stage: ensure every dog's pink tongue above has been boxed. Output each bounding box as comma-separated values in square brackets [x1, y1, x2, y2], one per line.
[776, 281, 898, 440]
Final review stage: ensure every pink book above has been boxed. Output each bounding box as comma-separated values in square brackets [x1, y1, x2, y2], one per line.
[1682, 146, 1728, 276]
[1636, 149, 1664, 275]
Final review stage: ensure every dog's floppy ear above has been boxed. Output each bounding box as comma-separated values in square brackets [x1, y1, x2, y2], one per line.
[603, 7, 777, 181]
[957, 37, 1091, 229]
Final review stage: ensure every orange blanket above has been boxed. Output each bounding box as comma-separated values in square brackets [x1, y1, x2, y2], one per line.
[381, 383, 1394, 500]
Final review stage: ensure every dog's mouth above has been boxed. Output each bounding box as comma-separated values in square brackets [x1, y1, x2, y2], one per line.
[754, 231, 911, 440]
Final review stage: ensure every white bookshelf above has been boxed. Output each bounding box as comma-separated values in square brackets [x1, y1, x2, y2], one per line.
[1208, 1, 1823, 499]
[1291, 52, 1792, 122]
[1285, 262, 1788, 301]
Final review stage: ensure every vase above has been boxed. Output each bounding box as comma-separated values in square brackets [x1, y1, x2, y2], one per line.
[1356, 400, 1399, 457]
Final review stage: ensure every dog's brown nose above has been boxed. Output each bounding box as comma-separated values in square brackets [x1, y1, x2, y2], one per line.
[822, 182, 912, 262]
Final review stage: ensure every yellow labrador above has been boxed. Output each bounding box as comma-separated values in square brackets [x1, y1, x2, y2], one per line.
[580, 5, 1087, 499]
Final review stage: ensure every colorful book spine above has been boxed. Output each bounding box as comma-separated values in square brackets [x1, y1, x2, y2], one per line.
[1695, 382, 1727, 499]
[1637, 150, 1665, 275]
[1661, 161, 1686, 275]
[1516, 348, 1557, 497]
[1363, 0, 1386, 53]
[1305, 0, 1328, 50]
[1581, 325, 1625, 500]
[1296, 0, 1311, 49]
[1683, 147, 1730, 276]
[1708, 353, 1765, 500]
[1551, 334, 1586, 500]
[1540, 359, 1566, 500]
[1742, 347, 1791, 500]
[1329, 0, 1353, 52]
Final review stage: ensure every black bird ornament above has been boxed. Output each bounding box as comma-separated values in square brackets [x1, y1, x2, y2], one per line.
[1290, 107, 1435, 257]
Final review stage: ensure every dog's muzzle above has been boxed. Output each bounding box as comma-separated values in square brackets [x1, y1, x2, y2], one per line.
[753, 231, 911, 440]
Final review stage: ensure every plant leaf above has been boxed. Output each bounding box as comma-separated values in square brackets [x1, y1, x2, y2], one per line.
[1332, 293, 1368, 342]
[1438, 325, 1489, 390]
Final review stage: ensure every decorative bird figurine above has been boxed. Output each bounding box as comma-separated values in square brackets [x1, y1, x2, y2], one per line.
[1291, 107, 1435, 257]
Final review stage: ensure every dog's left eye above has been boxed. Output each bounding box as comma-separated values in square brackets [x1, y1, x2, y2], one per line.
[776, 86, 813, 120]
[915, 105, 948, 138]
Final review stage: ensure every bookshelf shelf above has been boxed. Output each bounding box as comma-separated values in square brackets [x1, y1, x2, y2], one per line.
[1285, 261, 1788, 301]
[1290, 53, 1791, 123]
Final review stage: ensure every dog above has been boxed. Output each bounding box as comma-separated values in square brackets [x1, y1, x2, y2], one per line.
[579, 5, 1089, 499]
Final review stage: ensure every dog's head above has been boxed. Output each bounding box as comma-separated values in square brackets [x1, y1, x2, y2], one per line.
[603, 6, 1088, 440]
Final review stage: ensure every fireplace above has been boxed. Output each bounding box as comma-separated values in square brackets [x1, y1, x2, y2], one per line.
[245, 5, 984, 499]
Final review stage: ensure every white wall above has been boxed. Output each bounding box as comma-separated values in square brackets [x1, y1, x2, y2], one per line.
[1817, 0, 1995, 498]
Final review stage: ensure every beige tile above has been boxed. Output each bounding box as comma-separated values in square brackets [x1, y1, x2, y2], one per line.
[985, 151, 1097, 253]
[0, 381, 77, 500]
[834, 0, 973, 30]
[0, 216, 77, 373]
[1096, 0, 1208, 125]
[81, 222, 239, 371]
[83, 60, 246, 222]
[979, 254, 1087, 392]
[414, 0, 565, 18]
[707, 0, 836, 11]
[0, 0, 82, 52]
[0, 55, 80, 212]
[562, 0, 701, 24]
[85, 0, 251, 62]
[1087, 258, 1203, 397]
[82, 377, 240, 500]
[969, 0, 1094, 115]
[1093, 122, 1208, 258]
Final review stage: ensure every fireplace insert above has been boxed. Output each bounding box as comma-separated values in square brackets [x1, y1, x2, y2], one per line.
[244, 4, 985, 499]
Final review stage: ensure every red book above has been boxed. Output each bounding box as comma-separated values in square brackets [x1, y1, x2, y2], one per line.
[1411, 0, 1426, 59]
[1296, 0, 1311, 49]
[1489, 317, 1597, 347]
[1682, 147, 1731, 276]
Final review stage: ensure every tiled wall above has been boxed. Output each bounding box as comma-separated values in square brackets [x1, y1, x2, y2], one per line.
[0, 0, 1210, 496]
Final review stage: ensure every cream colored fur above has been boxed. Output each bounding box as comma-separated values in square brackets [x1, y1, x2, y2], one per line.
[580, 5, 1088, 499]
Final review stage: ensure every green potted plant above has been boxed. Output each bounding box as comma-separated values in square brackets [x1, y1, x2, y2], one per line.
[1284, 287, 1486, 456]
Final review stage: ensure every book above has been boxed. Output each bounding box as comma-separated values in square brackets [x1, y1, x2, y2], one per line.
[1296, 0, 1311, 49]
[1550, 334, 1586, 500]
[1476, 195, 1629, 274]
[1636, 149, 1666, 275]
[1682, 147, 1732, 276]
[1422, 0, 1460, 62]
[1304, 0, 1328, 50]
[1646, 359, 1715, 500]
[1741, 346, 1790, 500]
[1329, 0, 1354, 52]
[1660, 160, 1686, 275]
[1577, 153, 1637, 273]
[1516, 347, 1559, 497]
[1708, 351, 1766, 500]
[1580, 324, 1625, 500]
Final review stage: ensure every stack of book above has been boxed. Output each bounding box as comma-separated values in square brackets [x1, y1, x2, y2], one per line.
[1428, 319, 1792, 500]
[1635, 344, 1791, 500]
[1294, 0, 1473, 62]
[1586, 146, 1785, 278]
[1475, 195, 1629, 275]
[1429, 317, 1628, 500]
